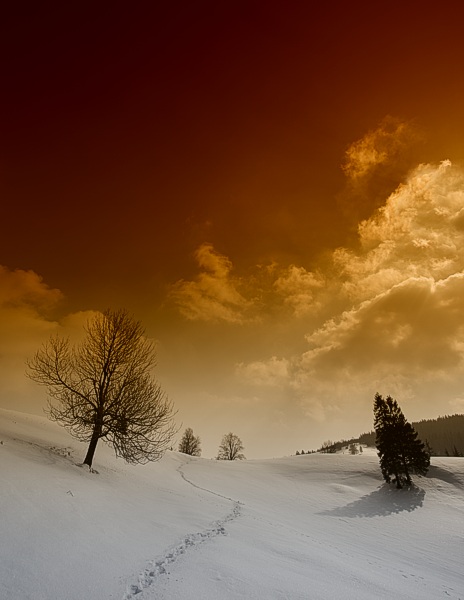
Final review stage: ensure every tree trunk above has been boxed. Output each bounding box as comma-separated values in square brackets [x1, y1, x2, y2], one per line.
[401, 454, 411, 486]
[83, 423, 102, 468]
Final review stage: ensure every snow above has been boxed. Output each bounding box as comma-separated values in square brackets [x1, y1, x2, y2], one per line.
[1, 408, 463, 600]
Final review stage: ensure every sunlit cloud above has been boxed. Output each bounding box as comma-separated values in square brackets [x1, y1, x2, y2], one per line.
[235, 356, 290, 387]
[0, 266, 63, 408]
[0, 266, 101, 411]
[303, 274, 464, 376]
[274, 265, 324, 317]
[0, 265, 63, 309]
[339, 116, 423, 222]
[235, 157, 464, 425]
[169, 243, 253, 323]
[335, 160, 464, 301]
[342, 116, 418, 181]
[298, 159, 464, 418]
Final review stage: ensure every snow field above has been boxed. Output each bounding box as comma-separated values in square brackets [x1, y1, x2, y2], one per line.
[1, 408, 463, 599]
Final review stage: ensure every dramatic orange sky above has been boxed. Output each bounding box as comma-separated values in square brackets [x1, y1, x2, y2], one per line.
[2, 2, 464, 457]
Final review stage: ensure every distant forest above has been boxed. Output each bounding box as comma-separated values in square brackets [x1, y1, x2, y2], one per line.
[358, 414, 464, 457]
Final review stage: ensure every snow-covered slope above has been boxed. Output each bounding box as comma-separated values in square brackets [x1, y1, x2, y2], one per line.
[1, 408, 463, 600]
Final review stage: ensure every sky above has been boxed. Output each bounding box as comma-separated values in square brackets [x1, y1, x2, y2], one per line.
[2, 1, 464, 458]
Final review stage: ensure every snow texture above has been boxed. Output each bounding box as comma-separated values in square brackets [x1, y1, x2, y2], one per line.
[0, 408, 463, 599]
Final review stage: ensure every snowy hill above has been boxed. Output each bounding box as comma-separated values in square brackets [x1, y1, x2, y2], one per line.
[1, 408, 463, 600]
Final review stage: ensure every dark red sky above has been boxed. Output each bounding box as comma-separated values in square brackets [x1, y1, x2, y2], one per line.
[2, 2, 464, 456]
[3, 1, 463, 313]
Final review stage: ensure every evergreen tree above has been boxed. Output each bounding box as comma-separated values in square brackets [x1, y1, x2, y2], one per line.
[452, 445, 463, 457]
[178, 427, 201, 456]
[348, 443, 358, 455]
[373, 393, 430, 489]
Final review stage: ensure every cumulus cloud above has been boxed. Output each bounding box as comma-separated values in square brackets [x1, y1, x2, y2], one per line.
[170, 243, 253, 323]
[303, 274, 464, 376]
[235, 356, 290, 387]
[335, 160, 464, 300]
[339, 116, 423, 221]
[343, 116, 418, 180]
[0, 265, 63, 309]
[274, 266, 324, 317]
[296, 159, 464, 419]
[170, 249, 326, 323]
[0, 266, 101, 412]
[0, 266, 64, 410]
[0, 265, 63, 351]
[235, 158, 464, 425]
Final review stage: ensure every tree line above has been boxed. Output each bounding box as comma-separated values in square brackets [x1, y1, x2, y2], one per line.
[358, 413, 464, 457]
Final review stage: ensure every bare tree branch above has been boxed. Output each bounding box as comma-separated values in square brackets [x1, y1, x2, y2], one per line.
[26, 308, 177, 468]
[178, 427, 201, 456]
[217, 432, 245, 460]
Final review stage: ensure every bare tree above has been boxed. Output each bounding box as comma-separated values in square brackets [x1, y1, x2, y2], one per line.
[178, 427, 201, 456]
[27, 309, 177, 469]
[217, 432, 245, 460]
[319, 440, 335, 453]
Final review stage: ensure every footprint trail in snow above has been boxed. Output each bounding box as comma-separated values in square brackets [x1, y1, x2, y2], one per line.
[123, 460, 242, 599]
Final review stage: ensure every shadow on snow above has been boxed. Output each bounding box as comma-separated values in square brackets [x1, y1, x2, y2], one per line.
[320, 483, 425, 518]
[428, 465, 464, 489]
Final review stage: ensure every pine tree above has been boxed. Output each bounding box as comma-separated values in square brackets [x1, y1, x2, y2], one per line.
[373, 393, 430, 489]
[452, 445, 463, 457]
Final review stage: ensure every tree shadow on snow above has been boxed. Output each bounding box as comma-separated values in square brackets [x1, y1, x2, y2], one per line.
[319, 484, 425, 518]
[428, 465, 464, 489]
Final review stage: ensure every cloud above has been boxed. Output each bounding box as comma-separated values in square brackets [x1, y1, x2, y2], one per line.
[169, 243, 253, 323]
[303, 274, 464, 376]
[235, 356, 290, 387]
[342, 116, 419, 181]
[273, 265, 324, 317]
[335, 160, 464, 300]
[0, 266, 101, 412]
[170, 249, 327, 323]
[297, 159, 464, 418]
[0, 266, 64, 409]
[339, 116, 423, 222]
[0, 265, 63, 309]
[235, 158, 464, 426]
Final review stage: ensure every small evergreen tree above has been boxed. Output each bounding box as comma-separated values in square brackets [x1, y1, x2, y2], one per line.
[374, 393, 430, 489]
[178, 427, 201, 456]
[424, 439, 434, 457]
[452, 445, 463, 457]
[348, 443, 358, 455]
